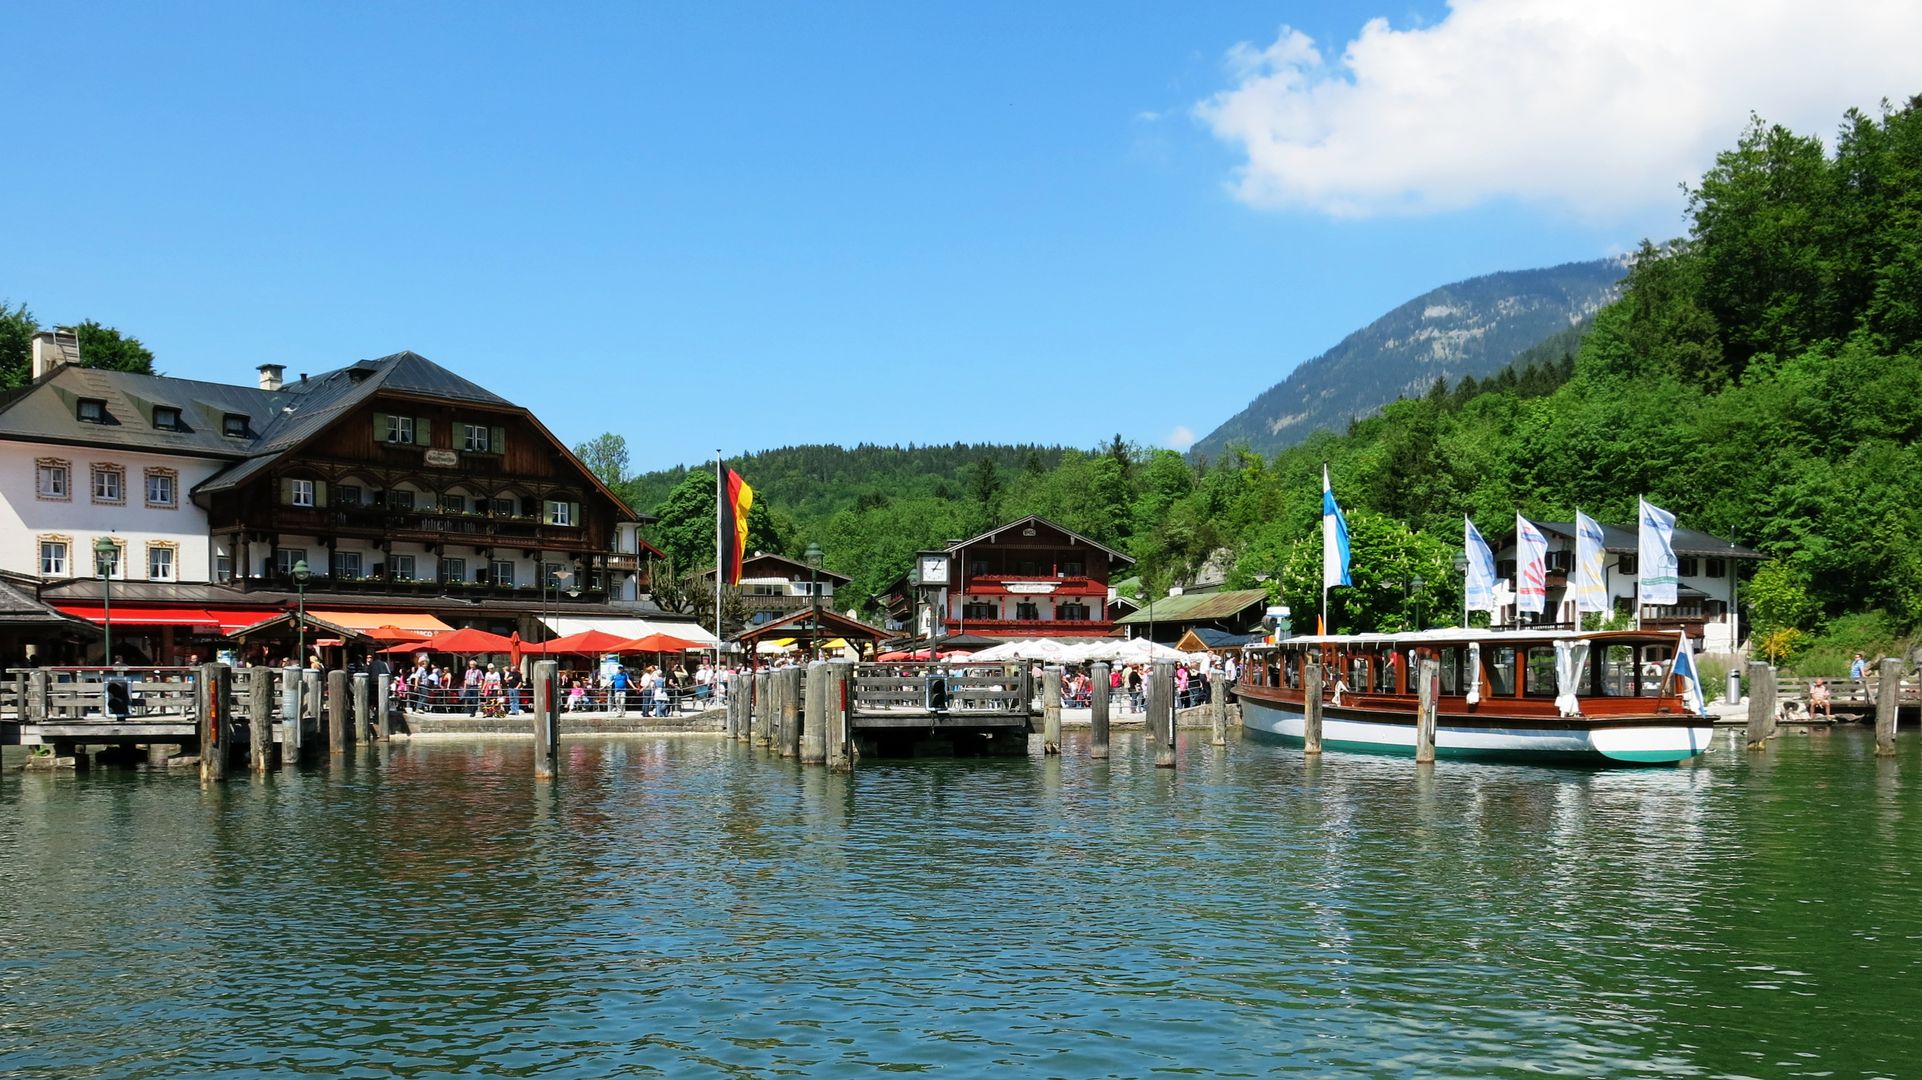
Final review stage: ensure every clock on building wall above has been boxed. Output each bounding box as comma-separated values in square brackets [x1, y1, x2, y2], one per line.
[913, 553, 950, 587]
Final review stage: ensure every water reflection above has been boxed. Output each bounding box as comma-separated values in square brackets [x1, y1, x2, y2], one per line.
[2, 732, 1921, 1076]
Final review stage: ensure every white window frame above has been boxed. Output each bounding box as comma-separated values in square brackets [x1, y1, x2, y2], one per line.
[290, 478, 315, 508]
[392, 554, 416, 580]
[39, 540, 68, 577]
[332, 551, 362, 580]
[274, 547, 308, 575]
[387, 415, 416, 444]
[91, 465, 124, 504]
[36, 461, 69, 500]
[490, 560, 515, 587]
[145, 470, 177, 508]
[148, 546, 176, 581]
[545, 500, 573, 526]
[463, 424, 491, 453]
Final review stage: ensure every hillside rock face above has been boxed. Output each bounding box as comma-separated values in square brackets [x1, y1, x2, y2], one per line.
[1191, 258, 1626, 460]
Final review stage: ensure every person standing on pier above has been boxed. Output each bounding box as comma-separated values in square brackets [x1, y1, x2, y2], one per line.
[1851, 652, 1868, 698]
[609, 666, 633, 716]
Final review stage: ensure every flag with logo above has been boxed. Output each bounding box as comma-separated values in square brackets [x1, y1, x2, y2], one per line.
[1464, 516, 1498, 613]
[1515, 514, 1549, 615]
[1638, 498, 1679, 606]
[1322, 465, 1351, 589]
[1572, 510, 1610, 613]
[1670, 631, 1707, 716]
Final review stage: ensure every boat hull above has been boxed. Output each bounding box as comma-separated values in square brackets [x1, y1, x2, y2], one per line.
[1238, 696, 1712, 766]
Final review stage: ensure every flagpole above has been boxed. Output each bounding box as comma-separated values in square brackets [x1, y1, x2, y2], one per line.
[1633, 496, 1643, 631]
[715, 450, 724, 673]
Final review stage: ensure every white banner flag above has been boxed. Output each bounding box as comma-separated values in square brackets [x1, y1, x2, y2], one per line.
[1464, 516, 1498, 614]
[1638, 498, 1679, 606]
[1572, 510, 1610, 613]
[1516, 515, 1549, 615]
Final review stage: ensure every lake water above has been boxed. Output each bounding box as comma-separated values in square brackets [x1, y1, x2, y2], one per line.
[3, 728, 1919, 1078]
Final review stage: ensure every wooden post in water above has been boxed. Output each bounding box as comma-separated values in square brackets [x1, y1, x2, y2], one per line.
[802, 661, 827, 765]
[248, 666, 272, 773]
[779, 667, 802, 758]
[199, 662, 233, 783]
[732, 674, 751, 741]
[533, 659, 559, 779]
[1303, 662, 1324, 756]
[1876, 657, 1899, 757]
[376, 673, 392, 740]
[1042, 667, 1062, 755]
[826, 662, 852, 771]
[1746, 661, 1772, 749]
[280, 666, 304, 765]
[1209, 671, 1228, 747]
[302, 669, 322, 745]
[327, 670, 348, 755]
[753, 671, 772, 747]
[351, 673, 370, 744]
[1151, 660, 1176, 768]
[1089, 661, 1111, 760]
[1415, 658, 1439, 764]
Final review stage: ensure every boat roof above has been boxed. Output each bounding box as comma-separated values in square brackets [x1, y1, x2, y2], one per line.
[1263, 628, 1683, 647]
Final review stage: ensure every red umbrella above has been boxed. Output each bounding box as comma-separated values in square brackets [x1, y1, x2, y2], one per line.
[379, 641, 434, 655]
[615, 632, 704, 653]
[530, 628, 633, 655]
[426, 627, 516, 654]
[509, 630, 524, 667]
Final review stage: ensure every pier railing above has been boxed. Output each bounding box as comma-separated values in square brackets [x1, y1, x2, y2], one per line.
[851, 663, 1034, 720]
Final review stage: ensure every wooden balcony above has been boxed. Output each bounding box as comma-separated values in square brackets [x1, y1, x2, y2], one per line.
[956, 619, 1116, 635]
[233, 572, 607, 604]
[246, 506, 591, 550]
[962, 574, 1107, 596]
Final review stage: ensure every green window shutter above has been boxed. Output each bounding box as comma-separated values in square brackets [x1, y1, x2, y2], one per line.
[315, 480, 329, 508]
[375, 414, 391, 442]
[491, 426, 506, 455]
[281, 477, 293, 505]
[416, 417, 431, 446]
[569, 502, 581, 527]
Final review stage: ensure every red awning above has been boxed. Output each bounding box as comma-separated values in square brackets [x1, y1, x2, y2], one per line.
[55, 605, 220, 628]
[208, 609, 284, 634]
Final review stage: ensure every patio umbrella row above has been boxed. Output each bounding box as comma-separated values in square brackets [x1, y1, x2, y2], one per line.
[379, 628, 706, 659]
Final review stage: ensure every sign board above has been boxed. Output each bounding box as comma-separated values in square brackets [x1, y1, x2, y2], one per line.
[424, 448, 459, 468]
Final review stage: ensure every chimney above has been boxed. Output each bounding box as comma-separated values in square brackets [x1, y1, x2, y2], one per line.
[256, 363, 285, 391]
[30, 329, 80, 379]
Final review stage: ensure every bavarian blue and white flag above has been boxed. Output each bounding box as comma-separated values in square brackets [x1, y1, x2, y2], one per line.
[1322, 464, 1351, 589]
[1572, 510, 1610, 613]
[1515, 514, 1549, 615]
[1670, 631, 1708, 716]
[1638, 498, 1679, 606]
[1464, 516, 1498, 613]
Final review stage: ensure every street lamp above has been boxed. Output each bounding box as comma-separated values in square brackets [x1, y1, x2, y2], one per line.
[804, 542, 824, 657]
[542, 566, 574, 643]
[1410, 575, 1426, 632]
[94, 536, 118, 664]
[292, 559, 312, 666]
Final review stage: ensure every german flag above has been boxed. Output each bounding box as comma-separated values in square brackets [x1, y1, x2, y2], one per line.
[720, 466, 754, 585]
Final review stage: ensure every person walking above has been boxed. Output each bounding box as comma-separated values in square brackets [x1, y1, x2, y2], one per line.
[1850, 652, 1869, 699]
[461, 659, 483, 715]
[609, 666, 633, 716]
[503, 664, 524, 715]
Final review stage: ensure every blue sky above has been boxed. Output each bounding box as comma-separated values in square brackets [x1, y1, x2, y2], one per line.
[5, 2, 1904, 472]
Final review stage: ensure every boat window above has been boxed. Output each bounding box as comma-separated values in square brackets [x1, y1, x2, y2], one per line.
[1524, 647, 1559, 697]
[1599, 645, 1636, 695]
[1435, 647, 1464, 693]
[1281, 652, 1299, 688]
[1372, 651, 1398, 693]
[1486, 646, 1517, 696]
[1638, 644, 1673, 697]
[1347, 655, 1369, 692]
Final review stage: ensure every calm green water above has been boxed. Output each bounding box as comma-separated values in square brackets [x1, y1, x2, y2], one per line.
[3, 728, 1919, 1078]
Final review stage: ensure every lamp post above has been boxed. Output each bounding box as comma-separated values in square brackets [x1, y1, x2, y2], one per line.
[542, 566, 573, 643]
[1410, 575, 1426, 632]
[292, 559, 311, 666]
[804, 542, 823, 659]
[94, 536, 118, 664]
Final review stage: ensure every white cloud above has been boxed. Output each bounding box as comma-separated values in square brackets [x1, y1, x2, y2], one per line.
[1195, 0, 1922, 219]
[1165, 424, 1197, 451]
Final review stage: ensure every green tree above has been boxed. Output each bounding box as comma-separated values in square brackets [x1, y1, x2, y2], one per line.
[573, 432, 630, 487]
[71, 320, 156, 374]
[967, 457, 1003, 526]
[0, 301, 37, 391]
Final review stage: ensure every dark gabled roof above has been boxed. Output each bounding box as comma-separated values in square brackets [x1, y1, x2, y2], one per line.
[1114, 588, 1268, 627]
[701, 551, 853, 585]
[0, 364, 290, 458]
[732, 606, 892, 644]
[944, 514, 1135, 566]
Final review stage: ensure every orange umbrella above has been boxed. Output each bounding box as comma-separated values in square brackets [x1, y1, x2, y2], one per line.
[509, 630, 524, 667]
[615, 632, 704, 653]
[426, 627, 516, 653]
[530, 628, 633, 655]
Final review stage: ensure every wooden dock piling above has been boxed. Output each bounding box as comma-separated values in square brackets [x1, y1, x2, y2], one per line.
[1209, 671, 1227, 747]
[1042, 667, 1062, 755]
[302, 669, 322, 742]
[327, 670, 348, 755]
[779, 667, 801, 758]
[533, 660, 559, 779]
[1746, 662, 1772, 749]
[825, 662, 852, 771]
[1151, 660, 1176, 768]
[731, 674, 751, 741]
[199, 662, 233, 783]
[248, 667, 272, 773]
[753, 671, 772, 747]
[1415, 658, 1438, 764]
[352, 673, 370, 742]
[1303, 663, 1323, 755]
[376, 673, 392, 740]
[802, 661, 827, 764]
[1089, 661, 1111, 760]
[281, 666, 304, 764]
[1876, 657, 1899, 756]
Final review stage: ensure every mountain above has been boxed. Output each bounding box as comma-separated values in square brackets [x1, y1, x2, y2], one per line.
[1190, 257, 1628, 460]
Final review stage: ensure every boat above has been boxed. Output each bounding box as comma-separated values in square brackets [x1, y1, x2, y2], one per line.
[1235, 628, 1713, 765]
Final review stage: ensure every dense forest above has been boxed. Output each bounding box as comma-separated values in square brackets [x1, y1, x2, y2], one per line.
[620, 100, 1919, 670]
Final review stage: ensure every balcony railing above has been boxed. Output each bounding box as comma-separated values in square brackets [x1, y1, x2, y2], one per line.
[955, 618, 1115, 634]
[247, 506, 588, 545]
[234, 572, 607, 603]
